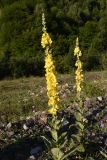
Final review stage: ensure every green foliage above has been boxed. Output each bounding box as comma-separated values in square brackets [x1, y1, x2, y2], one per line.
[83, 82, 105, 98]
[0, 77, 47, 122]
[101, 53, 107, 69]
[0, 0, 107, 78]
[42, 115, 81, 160]
[0, 0, 45, 78]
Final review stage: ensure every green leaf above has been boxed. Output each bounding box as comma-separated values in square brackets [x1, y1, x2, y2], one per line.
[72, 134, 81, 142]
[69, 138, 75, 148]
[51, 129, 58, 142]
[51, 148, 64, 159]
[62, 146, 78, 160]
[59, 132, 67, 141]
[76, 121, 84, 130]
[41, 136, 51, 149]
[59, 139, 67, 149]
[75, 112, 83, 122]
[77, 144, 85, 153]
[51, 118, 61, 130]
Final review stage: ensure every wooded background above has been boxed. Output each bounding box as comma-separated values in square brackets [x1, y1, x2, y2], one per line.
[0, 0, 107, 78]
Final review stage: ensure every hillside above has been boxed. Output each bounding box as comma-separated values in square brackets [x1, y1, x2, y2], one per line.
[0, 0, 107, 78]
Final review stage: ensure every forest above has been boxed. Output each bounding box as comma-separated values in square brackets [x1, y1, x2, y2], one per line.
[0, 0, 107, 78]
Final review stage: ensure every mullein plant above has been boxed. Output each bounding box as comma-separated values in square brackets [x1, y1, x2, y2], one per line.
[73, 37, 85, 155]
[41, 13, 75, 160]
[74, 37, 83, 99]
[41, 13, 59, 115]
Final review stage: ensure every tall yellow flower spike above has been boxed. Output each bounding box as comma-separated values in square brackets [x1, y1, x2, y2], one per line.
[74, 37, 83, 95]
[41, 13, 52, 48]
[41, 13, 59, 115]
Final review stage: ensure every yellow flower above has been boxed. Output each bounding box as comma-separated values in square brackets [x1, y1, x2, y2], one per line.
[48, 107, 57, 115]
[44, 53, 59, 110]
[75, 60, 82, 68]
[42, 12, 47, 32]
[74, 37, 82, 57]
[76, 83, 81, 92]
[41, 13, 52, 48]
[41, 13, 60, 115]
[41, 32, 52, 48]
[74, 37, 83, 94]
[74, 46, 80, 55]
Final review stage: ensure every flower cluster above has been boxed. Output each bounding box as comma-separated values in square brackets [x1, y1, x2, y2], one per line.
[41, 13, 52, 48]
[41, 13, 59, 115]
[41, 32, 52, 48]
[74, 37, 83, 94]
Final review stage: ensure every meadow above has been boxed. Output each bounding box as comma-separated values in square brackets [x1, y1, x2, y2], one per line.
[0, 71, 106, 122]
[0, 71, 107, 160]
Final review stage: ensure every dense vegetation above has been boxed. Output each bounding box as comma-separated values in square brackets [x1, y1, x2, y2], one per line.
[0, 0, 107, 78]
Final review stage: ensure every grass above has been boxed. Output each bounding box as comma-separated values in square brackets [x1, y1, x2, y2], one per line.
[0, 71, 107, 160]
[0, 71, 107, 122]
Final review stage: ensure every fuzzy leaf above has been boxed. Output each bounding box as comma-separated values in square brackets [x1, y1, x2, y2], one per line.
[51, 148, 64, 159]
[75, 112, 83, 122]
[69, 138, 75, 148]
[59, 132, 67, 141]
[76, 121, 84, 130]
[51, 129, 58, 142]
[77, 144, 85, 153]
